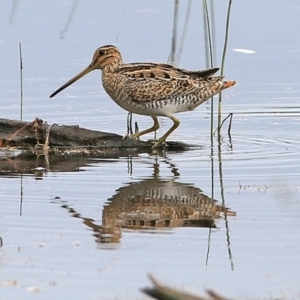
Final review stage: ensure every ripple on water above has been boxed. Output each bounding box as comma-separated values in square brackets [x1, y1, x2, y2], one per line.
[209, 130, 300, 185]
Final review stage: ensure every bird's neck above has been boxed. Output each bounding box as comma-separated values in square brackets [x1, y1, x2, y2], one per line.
[103, 56, 122, 73]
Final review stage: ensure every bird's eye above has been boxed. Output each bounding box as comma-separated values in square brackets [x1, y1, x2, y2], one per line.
[99, 50, 106, 56]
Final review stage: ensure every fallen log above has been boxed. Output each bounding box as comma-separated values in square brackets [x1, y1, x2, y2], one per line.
[0, 117, 150, 148]
[0, 118, 198, 156]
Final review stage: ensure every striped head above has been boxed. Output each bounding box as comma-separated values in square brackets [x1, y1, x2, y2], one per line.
[50, 45, 122, 98]
[90, 45, 123, 70]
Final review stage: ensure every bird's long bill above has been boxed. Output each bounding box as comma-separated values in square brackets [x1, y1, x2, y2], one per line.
[49, 64, 94, 98]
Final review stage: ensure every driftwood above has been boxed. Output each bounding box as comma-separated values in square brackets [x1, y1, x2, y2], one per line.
[0, 118, 197, 154]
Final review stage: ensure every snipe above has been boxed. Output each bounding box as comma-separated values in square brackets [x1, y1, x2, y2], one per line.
[50, 45, 236, 148]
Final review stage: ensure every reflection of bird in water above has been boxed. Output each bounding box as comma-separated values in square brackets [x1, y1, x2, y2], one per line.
[51, 198, 122, 245]
[103, 179, 235, 229]
[50, 45, 236, 147]
[51, 178, 235, 244]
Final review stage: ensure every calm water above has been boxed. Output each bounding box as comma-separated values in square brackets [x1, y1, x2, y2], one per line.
[1, 1, 300, 299]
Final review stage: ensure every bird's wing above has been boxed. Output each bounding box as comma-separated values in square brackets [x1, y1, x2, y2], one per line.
[116, 63, 220, 102]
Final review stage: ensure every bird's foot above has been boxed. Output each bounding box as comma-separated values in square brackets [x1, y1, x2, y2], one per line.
[151, 138, 166, 148]
[123, 133, 140, 140]
[146, 138, 158, 143]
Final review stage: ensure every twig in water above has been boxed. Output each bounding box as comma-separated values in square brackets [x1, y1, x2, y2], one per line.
[44, 122, 58, 154]
[214, 113, 233, 136]
[7, 118, 43, 143]
[43, 122, 58, 171]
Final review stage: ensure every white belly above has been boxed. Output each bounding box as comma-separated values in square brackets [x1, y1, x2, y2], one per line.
[115, 98, 186, 117]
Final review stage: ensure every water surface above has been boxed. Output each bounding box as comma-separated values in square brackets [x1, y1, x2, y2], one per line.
[1, 1, 300, 299]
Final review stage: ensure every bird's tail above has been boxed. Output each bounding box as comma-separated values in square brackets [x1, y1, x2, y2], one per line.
[223, 80, 237, 89]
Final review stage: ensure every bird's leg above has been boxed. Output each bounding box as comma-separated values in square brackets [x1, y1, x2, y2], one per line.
[152, 116, 180, 148]
[127, 112, 133, 135]
[127, 116, 160, 140]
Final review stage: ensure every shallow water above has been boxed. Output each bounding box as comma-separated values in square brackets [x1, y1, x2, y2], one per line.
[1, 1, 300, 299]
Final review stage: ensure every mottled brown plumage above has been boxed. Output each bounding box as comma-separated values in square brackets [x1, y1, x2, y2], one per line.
[50, 45, 236, 148]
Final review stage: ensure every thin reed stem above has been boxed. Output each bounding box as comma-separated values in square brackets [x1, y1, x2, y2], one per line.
[220, 0, 233, 75]
[19, 42, 23, 121]
[203, 0, 215, 199]
[203, 0, 214, 142]
[170, 0, 179, 64]
[60, 0, 79, 39]
[177, 0, 192, 63]
[218, 0, 233, 128]
[203, 0, 214, 68]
